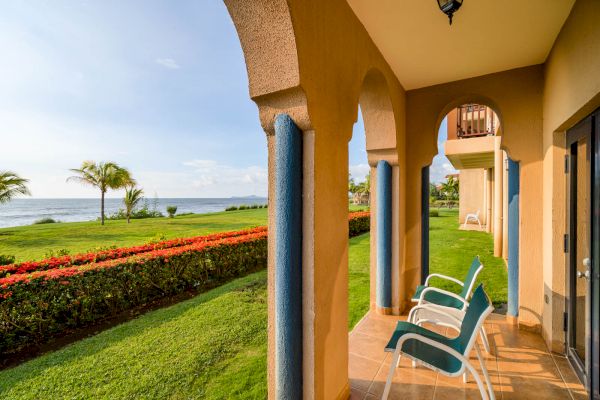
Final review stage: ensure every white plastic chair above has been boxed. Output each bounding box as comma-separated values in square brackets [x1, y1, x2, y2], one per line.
[409, 256, 490, 354]
[463, 210, 482, 229]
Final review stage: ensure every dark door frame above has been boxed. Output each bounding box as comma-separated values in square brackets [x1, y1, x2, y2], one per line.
[566, 109, 600, 400]
[592, 112, 600, 400]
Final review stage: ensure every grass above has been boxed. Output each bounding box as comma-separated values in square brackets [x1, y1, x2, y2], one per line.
[429, 208, 507, 305]
[348, 233, 370, 328]
[0, 209, 268, 262]
[0, 271, 269, 400]
[0, 234, 371, 400]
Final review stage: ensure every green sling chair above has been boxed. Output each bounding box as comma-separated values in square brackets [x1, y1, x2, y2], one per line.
[409, 256, 490, 353]
[382, 284, 495, 400]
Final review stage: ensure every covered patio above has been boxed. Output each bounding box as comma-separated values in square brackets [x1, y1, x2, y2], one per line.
[223, 0, 600, 398]
[349, 312, 586, 400]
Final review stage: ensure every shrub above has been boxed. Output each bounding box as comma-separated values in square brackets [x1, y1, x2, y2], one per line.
[430, 209, 439, 217]
[106, 204, 164, 221]
[43, 248, 70, 259]
[225, 206, 238, 211]
[33, 217, 58, 224]
[0, 231, 268, 356]
[166, 206, 177, 218]
[0, 226, 268, 278]
[0, 255, 15, 266]
[349, 211, 370, 237]
[146, 233, 168, 244]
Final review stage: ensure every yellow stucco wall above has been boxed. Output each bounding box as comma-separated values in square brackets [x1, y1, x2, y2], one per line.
[542, 0, 600, 352]
[459, 169, 486, 226]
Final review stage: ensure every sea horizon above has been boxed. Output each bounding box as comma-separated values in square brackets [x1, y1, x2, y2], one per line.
[0, 197, 268, 229]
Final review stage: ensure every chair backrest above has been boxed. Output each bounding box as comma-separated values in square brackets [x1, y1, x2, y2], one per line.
[459, 256, 483, 299]
[453, 284, 493, 354]
[475, 210, 480, 217]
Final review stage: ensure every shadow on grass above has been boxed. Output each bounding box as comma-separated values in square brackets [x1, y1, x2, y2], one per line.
[0, 270, 267, 396]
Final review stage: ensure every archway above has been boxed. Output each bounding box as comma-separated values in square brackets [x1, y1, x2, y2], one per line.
[348, 68, 401, 325]
[422, 102, 517, 315]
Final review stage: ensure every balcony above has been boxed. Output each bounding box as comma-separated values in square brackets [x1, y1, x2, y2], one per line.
[444, 135, 496, 170]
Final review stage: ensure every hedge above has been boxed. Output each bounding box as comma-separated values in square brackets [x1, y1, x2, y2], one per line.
[349, 211, 370, 237]
[0, 232, 267, 356]
[0, 226, 267, 277]
[0, 212, 370, 357]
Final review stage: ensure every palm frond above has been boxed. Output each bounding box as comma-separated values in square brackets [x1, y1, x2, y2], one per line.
[0, 171, 31, 204]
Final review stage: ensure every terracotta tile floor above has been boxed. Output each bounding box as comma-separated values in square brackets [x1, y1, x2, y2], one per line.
[349, 312, 587, 400]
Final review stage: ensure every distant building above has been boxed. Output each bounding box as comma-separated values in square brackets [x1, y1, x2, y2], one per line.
[444, 104, 507, 259]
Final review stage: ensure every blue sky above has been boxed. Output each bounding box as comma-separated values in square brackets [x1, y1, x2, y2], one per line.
[0, 1, 453, 198]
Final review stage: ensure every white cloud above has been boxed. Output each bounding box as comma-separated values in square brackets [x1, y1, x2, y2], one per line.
[349, 164, 370, 182]
[183, 159, 268, 196]
[155, 58, 180, 69]
[429, 155, 458, 183]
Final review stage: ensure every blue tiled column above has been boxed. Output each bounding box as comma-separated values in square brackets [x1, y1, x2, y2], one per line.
[274, 114, 303, 399]
[507, 158, 520, 317]
[421, 166, 430, 284]
[376, 160, 392, 312]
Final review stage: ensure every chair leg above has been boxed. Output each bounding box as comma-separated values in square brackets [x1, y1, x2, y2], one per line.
[463, 371, 468, 383]
[475, 343, 496, 400]
[382, 352, 401, 400]
[463, 358, 489, 400]
[480, 326, 491, 353]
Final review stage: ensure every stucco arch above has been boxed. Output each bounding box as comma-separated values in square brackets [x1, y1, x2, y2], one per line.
[429, 95, 507, 165]
[223, 0, 312, 134]
[406, 65, 543, 169]
[355, 68, 398, 153]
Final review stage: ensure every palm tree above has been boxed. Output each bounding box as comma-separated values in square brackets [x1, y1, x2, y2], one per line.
[67, 161, 134, 225]
[123, 186, 144, 223]
[0, 171, 31, 204]
[440, 176, 459, 206]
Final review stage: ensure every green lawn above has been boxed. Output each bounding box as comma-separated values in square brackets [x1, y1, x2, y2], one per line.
[0, 233, 371, 400]
[0, 209, 268, 262]
[429, 208, 508, 305]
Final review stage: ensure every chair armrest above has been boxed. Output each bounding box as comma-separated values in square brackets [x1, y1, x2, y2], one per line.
[424, 273, 464, 287]
[419, 287, 468, 310]
[408, 304, 463, 329]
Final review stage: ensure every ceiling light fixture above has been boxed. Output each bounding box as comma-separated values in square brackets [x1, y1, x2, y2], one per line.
[437, 0, 463, 25]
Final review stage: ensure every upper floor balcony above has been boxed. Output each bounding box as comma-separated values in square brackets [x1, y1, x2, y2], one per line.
[444, 104, 500, 170]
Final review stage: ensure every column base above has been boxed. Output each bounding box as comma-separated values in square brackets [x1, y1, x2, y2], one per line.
[376, 306, 393, 315]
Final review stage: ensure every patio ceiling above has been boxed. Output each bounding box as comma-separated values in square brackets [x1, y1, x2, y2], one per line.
[346, 0, 575, 90]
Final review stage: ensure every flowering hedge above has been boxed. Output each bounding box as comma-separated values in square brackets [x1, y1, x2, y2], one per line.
[0, 232, 267, 356]
[0, 212, 370, 356]
[0, 226, 267, 278]
[349, 211, 370, 237]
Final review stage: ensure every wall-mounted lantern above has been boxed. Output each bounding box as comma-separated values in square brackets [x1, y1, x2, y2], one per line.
[437, 0, 463, 25]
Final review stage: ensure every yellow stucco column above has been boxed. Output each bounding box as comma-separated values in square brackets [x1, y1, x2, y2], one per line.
[485, 168, 493, 233]
[493, 136, 503, 256]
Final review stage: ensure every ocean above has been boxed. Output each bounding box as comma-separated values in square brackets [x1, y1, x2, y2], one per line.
[0, 198, 268, 228]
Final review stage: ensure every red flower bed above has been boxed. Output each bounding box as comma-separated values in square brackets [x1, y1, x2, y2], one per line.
[0, 231, 268, 355]
[0, 226, 267, 278]
[0, 212, 370, 356]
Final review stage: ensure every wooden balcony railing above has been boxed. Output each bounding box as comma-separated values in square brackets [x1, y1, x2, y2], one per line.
[456, 104, 496, 138]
